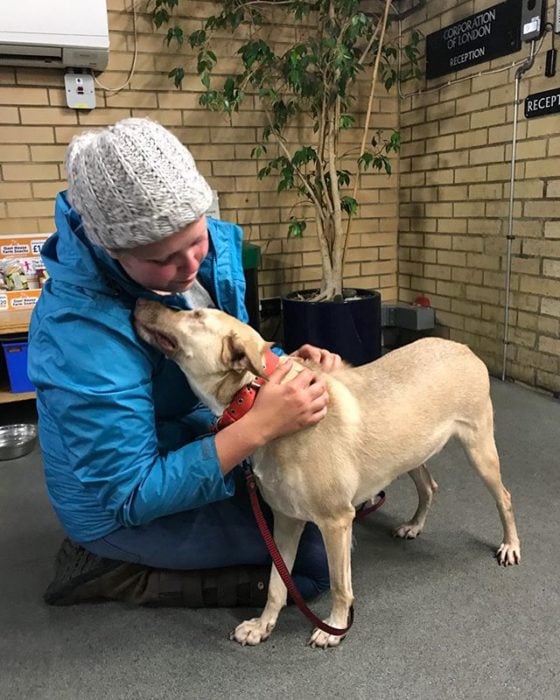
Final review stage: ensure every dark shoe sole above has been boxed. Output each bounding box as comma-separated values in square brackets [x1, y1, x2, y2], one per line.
[44, 539, 124, 606]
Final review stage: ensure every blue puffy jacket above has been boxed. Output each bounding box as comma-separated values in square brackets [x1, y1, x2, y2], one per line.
[28, 191, 249, 543]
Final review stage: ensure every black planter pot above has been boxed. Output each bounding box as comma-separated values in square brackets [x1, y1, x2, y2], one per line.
[282, 288, 382, 366]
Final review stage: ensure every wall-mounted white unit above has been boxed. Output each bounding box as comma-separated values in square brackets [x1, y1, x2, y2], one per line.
[0, 0, 109, 70]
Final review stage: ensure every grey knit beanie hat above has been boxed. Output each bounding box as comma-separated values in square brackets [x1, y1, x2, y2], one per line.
[65, 117, 213, 249]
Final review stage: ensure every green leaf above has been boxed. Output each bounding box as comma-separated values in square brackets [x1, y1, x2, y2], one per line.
[189, 30, 206, 48]
[168, 66, 185, 88]
[292, 146, 316, 166]
[358, 152, 374, 170]
[340, 196, 358, 215]
[153, 8, 170, 28]
[337, 170, 351, 187]
[251, 145, 267, 158]
[288, 219, 306, 238]
[166, 26, 183, 47]
[258, 165, 272, 179]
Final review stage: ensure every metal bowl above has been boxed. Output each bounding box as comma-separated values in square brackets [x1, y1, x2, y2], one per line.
[0, 423, 38, 460]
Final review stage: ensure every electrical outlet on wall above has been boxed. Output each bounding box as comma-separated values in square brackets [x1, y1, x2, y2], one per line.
[520, 0, 546, 42]
[64, 69, 96, 110]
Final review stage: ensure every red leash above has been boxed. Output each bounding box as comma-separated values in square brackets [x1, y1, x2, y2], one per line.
[214, 351, 385, 637]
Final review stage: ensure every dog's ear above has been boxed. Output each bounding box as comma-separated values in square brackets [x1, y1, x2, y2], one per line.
[221, 332, 265, 376]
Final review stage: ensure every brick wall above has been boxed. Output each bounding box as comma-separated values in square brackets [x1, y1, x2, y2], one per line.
[0, 0, 399, 302]
[399, 0, 560, 394]
[3, 1, 557, 393]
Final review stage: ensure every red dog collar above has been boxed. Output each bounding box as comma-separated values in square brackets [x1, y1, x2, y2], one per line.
[214, 349, 280, 431]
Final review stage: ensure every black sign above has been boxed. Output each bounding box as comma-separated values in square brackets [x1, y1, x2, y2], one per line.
[426, 0, 521, 79]
[525, 87, 560, 118]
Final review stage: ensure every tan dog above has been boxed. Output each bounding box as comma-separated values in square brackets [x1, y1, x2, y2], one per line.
[134, 300, 520, 648]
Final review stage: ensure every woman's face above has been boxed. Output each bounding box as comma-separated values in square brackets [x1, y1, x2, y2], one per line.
[113, 216, 209, 294]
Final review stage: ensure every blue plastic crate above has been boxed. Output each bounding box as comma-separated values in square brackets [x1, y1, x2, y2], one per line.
[2, 341, 34, 393]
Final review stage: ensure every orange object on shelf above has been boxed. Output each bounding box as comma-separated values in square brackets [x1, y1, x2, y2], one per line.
[0, 234, 49, 313]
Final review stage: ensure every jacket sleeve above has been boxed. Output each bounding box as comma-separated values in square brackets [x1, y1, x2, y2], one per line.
[29, 305, 235, 529]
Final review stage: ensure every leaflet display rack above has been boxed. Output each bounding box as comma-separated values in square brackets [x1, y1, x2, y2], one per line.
[0, 234, 49, 403]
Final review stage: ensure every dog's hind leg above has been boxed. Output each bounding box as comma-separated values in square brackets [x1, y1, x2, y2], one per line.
[230, 511, 305, 646]
[393, 464, 439, 539]
[308, 511, 355, 649]
[459, 404, 521, 566]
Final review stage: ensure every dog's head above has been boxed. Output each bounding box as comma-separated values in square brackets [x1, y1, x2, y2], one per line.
[134, 299, 272, 412]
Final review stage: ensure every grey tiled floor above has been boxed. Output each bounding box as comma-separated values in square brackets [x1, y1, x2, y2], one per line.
[1, 379, 559, 699]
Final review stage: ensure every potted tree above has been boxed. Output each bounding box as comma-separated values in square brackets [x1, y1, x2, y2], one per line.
[151, 0, 420, 365]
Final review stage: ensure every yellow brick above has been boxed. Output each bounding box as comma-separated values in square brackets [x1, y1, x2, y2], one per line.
[1, 126, 54, 144]
[0, 106, 19, 123]
[468, 183, 502, 199]
[528, 115, 559, 139]
[0, 219, 40, 234]
[437, 185, 467, 201]
[524, 200, 560, 218]
[457, 91, 490, 116]
[544, 259, 560, 278]
[466, 253, 500, 270]
[20, 108, 77, 125]
[0, 87, 49, 105]
[439, 150, 468, 168]
[2, 163, 59, 181]
[422, 259, 451, 278]
[510, 257, 540, 275]
[538, 315, 560, 335]
[0, 144, 29, 161]
[7, 200, 55, 218]
[541, 298, 560, 317]
[455, 128, 487, 149]
[437, 280, 462, 297]
[526, 159, 560, 178]
[454, 165, 487, 183]
[545, 221, 560, 239]
[453, 267, 483, 285]
[469, 144, 505, 165]
[488, 84, 515, 107]
[0, 182, 32, 199]
[78, 109, 132, 126]
[509, 291, 539, 312]
[435, 310, 465, 330]
[30, 145, 67, 162]
[538, 336, 560, 356]
[486, 200, 520, 217]
[211, 160, 256, 177]
[488, 123, 521, 143]
[470, 106, 507, 129]
[522, 240, 560, 259]
[32, 181, 65, 198]
[507, 139, 547, 161]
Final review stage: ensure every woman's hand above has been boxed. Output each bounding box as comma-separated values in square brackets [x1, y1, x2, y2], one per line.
[248, 360, 329, 442]
[290, 344, 343, 373]
[214, 360, 329, 474]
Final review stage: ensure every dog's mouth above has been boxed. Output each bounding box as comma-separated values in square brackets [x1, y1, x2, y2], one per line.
[134, 317, 178, 356]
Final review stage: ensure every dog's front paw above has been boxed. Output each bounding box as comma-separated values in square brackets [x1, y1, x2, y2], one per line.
[393, 522, 423, 539]
[308, 626, 346, 649]
[496, 542, 521, 566]
[230, 617, 274, 646]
